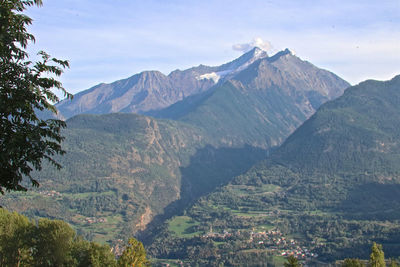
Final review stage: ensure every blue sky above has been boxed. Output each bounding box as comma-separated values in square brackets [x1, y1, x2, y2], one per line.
[26, 0, 400, 94]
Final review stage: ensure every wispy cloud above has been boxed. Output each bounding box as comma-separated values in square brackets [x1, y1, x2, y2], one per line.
[232, 38, 273, 53]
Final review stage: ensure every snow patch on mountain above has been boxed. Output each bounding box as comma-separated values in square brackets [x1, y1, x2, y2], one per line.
[197, 70, 233, 83]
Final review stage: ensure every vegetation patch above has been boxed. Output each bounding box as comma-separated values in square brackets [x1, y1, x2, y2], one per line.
[168, 216, 201, 237]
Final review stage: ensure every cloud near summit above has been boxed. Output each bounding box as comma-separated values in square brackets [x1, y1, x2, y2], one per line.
[232, 38, 273, 53]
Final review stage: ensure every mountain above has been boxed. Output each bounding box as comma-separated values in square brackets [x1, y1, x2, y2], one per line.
[2, 48, 350, 250]
[0, 113, 268, 243]
[147, 75, 400, 265]
[53, 47, 349, 127]
[151, 48, 349, 148]
[52, 48, 269, 120]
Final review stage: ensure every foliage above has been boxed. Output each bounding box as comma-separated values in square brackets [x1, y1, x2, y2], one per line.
[117, 238, 150, 267]
[389, 259, 400, 267]
[342, 258, 364, 267]
[0, 208, 118, 266]
[284, 255, 301, 267]
[33, 218, 77, 266]
[0, 0, 72, 193]
[69, 239, 117, 267]
[0, 208, 33, 266]
[370, 242, 386, 267]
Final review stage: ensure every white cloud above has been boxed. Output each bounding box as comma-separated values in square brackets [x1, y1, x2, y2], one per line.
[232, 37, 273, 53]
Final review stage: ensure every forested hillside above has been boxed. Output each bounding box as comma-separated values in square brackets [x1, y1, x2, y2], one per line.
[0, 113, 268, 242]
[147, 75, 400, 265]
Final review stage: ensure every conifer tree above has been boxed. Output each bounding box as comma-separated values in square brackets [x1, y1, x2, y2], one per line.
[342, 258, 364, 267]
[284, 255, 301, 267]
[118, 238, 150, 267]
[369, 242, 386, 267]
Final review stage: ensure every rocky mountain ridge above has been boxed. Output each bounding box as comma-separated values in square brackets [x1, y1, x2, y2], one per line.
[54, 47, 270, 119]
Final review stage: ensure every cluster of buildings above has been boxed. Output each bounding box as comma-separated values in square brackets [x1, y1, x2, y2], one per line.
[84, 217, 107, 224]
[251, 229, 319, 259]
[38, 190, 62, 197]
[202, 227, 319, 260]
[202, 227, 232, 238]
[281, 248, 318, 259]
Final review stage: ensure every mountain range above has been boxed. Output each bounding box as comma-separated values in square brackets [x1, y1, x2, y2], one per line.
[54, 48, 348, 124]
[1, 47, 354, 262]
[53, 47, 269, 119]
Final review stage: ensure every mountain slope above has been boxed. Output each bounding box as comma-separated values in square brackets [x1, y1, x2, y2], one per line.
[273, 75, 400, 175]
[54, 71, 214, 119]
[152, 49, 349, 148]
[0, 113, 268, 243]
[147, 75, 400, 265]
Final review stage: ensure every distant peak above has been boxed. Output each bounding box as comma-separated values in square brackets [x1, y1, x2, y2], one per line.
[278, 48, 293, 56]
[267, 48, 296, 62]
[244, 46, 269, 58]
[139, 70, 166, 78]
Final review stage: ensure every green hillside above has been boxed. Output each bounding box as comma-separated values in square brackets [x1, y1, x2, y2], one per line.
[178, 80, 306, 148]
[0, 113, 268, 243]
[147, 75, 400, 265]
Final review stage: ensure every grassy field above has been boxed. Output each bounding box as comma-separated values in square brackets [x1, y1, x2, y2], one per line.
[273, 255, 287, 266]
[227, 184, 281, 196]
[71, 214, 124, 243]
[168, 216, 202, 237]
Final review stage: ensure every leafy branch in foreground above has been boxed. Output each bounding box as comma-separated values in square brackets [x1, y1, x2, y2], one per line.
[0, 0, 72, 193]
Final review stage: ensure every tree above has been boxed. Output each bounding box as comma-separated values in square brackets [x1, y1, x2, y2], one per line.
[33, 218, 77, 266]
[284, 255, 301, 267]
[0, 208, 119, 266]
[389, 259, 399, 267]
[0, 208, 34, 266]
[342, 258, 364, 267]
[369, 242, 386, 267]
[70, 238, 117, 267]
[117, 238, 150, 267]
[0, 0, 72, 193]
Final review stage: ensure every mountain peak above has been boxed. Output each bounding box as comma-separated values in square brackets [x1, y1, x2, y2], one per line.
[243, 46, 269, 60]
[267, 48, 296, 62]
[216, 47, 269, 75]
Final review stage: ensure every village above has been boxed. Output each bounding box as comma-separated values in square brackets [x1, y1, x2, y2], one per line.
[203, 227, 319, 260]
[38, 190, 62, 197]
